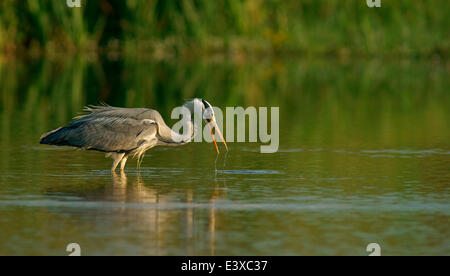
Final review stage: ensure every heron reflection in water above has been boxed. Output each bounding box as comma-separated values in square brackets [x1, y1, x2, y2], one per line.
[40, 99, 227, 172]
[109, 172, 223, 255]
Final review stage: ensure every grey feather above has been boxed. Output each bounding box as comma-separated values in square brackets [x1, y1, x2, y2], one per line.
[40, 105, 175, 153]
[40, 99, 208, 171]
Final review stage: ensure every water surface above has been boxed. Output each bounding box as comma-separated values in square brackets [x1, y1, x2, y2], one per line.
[0, 58, 449, 255]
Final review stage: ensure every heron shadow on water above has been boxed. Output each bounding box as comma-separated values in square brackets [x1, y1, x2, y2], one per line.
[108, 171, 164, 203]
[40, 164, 227, 254]
[40, 98, 227, 173]
[109, 171, 226, 204]
[107, 171, 226, 255]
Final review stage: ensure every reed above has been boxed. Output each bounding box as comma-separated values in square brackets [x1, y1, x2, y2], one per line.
[0, 0, 448, 58]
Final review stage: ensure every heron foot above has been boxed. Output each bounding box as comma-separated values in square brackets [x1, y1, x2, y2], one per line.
[110, 152, 125, 173]
[120, 156, 128, 172]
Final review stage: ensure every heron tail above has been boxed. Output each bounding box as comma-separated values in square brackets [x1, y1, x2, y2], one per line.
[40, 127, 72, 146]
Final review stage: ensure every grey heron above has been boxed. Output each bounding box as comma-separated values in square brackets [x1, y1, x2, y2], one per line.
[40, 98, 227, 172]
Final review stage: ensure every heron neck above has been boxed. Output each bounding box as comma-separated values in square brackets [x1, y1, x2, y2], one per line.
[158, 119, 195, 146]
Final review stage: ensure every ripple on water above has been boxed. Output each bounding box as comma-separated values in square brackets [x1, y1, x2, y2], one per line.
[216, 170, 281, 175]
[360, 149, 450, 156]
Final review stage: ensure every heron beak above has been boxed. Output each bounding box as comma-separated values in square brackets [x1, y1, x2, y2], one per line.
[210, 120, 228, 152]
[207, 123, 220, 153]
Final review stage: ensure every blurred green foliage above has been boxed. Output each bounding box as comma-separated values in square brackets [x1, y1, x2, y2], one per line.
[1, 57, 448, 152]
[0, 0, 449, 57]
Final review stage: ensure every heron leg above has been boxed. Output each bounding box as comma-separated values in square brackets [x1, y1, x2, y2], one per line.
[111, 153, 125, 172]
[120, 156, 128, 172]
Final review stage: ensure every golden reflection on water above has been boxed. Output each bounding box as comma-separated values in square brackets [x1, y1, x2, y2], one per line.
[104, 171, 224, 256]
[0, 58, 448, 255]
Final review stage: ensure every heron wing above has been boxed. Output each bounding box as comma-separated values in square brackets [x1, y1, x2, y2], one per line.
[41, 106, 166, 152]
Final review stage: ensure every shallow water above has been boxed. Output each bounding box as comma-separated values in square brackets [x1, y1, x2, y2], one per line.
[0, 58, 449, 255]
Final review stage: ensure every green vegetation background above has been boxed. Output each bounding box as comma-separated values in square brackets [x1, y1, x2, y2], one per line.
[0, 0, 449, 58]
[0, 1, 448, 149]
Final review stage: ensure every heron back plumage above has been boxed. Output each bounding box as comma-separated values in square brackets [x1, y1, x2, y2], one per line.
[39, 105, 168, 153]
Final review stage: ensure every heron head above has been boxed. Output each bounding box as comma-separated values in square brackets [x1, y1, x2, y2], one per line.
[184, 98, 213, 120]
[200, 99, 215, 123]
[184, 98, 228, 153]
